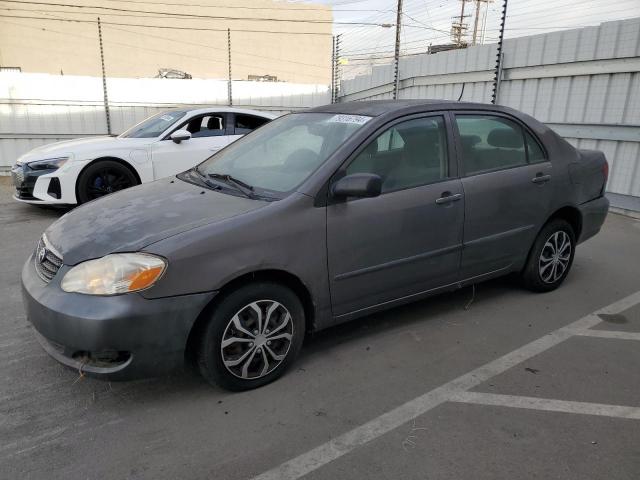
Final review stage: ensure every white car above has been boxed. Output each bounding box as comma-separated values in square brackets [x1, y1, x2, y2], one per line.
[11, 107, 275, 205]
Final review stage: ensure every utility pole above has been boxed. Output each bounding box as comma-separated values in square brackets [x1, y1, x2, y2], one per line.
[227, 28, 232, 106]
[451, 0, 471, 47]
[392, 0, 403, 100]
[472, 0, 492, 45]
[491, 0, 508, 104]
[97, 17, 111, 135]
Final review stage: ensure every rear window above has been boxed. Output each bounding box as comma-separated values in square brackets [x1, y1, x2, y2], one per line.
[235, 114, 269, 134]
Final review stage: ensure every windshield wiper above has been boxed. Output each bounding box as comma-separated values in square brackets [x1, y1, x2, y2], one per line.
[207, 173, 256, 199]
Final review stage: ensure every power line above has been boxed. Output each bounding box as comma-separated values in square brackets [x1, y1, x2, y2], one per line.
[0, 0, 391, 26]
[0, 13, 334, 34]
[0, 18, 330, 80]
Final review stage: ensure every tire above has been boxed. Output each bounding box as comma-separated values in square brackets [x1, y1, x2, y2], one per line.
[197, 282, 305, 391]
[521, 219, 576, 292]
[76, 160, 138, 204]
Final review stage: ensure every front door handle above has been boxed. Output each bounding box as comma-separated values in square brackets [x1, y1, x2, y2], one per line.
[532, 173, 551, 184]
[435, 193, 463, 205]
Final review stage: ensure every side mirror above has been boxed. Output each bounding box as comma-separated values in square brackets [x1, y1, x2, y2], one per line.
[170, 129, 191, 144]
[331, 173, 382, 199]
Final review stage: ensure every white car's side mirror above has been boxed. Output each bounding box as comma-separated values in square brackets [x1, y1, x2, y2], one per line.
[170, 129, 191, 144]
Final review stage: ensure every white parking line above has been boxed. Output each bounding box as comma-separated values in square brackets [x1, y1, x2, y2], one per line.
[576, 330, 640, 341]
[450, 391, 640, 420]
[250, 290, 640, 480]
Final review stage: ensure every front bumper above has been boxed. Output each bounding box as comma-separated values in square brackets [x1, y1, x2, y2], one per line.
[21, 254, 217, 380]
[11, 161, 84, 205]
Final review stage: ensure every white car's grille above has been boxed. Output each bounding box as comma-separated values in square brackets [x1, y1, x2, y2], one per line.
[11, 165, 24, 186]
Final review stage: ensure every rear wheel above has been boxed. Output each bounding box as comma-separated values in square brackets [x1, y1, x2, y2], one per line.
[76, 160, 138, 204]
[197, 282, 305, 391]
[522, 219, 576, 292]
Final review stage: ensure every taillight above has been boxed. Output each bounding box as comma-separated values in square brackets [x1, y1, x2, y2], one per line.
[601, 160, 609, 195]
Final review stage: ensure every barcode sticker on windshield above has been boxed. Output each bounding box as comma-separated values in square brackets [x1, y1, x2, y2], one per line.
[327, 114, 371, 125]
[160, 115, 174, 121]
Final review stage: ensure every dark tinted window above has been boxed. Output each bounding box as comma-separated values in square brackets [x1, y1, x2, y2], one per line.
[525, 130, 546, 163]
[235, 114, 269, 134]
[346, 116, 448, 193]
[455, 115, 526, 175]
[189, 114, 226, 138]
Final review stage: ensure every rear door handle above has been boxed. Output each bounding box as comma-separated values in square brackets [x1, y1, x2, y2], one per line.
[532, 174, 551, 184]
[435, 193, 463, 205]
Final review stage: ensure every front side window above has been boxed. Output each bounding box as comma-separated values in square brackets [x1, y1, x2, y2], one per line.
[346, 116, 448, 193]
[119, 110, 187, 138]
[196, 112, 370, 194]
[186, 114, 226, 138]
[455, 115, 527, 175]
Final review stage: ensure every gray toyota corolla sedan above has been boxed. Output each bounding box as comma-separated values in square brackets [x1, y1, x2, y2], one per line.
[22, 100, 609, 390]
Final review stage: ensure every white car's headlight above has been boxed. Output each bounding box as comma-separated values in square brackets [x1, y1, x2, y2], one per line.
[61, 253, 166, 295]
[28, 157, 69, 171]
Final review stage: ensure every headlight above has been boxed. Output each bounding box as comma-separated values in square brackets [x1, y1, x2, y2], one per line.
[61, 253, 166, 295]
[28, 157, 69, 171]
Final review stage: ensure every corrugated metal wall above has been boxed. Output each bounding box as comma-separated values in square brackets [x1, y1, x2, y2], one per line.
[0, 73, 330, 168]
[339, 18, 640, 211]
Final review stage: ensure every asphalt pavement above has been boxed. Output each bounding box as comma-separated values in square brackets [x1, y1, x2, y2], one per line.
[1, 179, 639, 480]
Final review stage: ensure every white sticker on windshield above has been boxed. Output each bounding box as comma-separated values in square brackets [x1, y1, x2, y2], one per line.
[160, 115, 174, 122]
[327, 114, 371, 125]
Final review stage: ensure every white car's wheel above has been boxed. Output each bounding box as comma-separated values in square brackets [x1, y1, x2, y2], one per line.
[76, 160, 138, 204]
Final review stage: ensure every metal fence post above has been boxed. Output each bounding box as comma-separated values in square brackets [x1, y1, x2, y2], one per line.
[97, 17, 112, 135]
[491, 0, 508, 104]
[392, 0, 404, 100]
[227, 28, 233, 106]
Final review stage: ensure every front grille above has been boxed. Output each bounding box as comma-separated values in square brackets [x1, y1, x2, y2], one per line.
[34, 236, 63, 282]
[11, 167, 24, 186]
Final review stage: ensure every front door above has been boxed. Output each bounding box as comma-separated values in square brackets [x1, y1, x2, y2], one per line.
[453, 113, 553, 280]
[326, 114, 465, 317]
[151, 113, 231, 179]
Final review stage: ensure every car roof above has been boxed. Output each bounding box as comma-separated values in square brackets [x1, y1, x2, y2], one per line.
[165, 106, 277, 119]
[306, 99, 513, 117]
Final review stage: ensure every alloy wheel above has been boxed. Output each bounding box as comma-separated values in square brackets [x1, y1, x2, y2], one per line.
[539, 230, 572, 284]
[87, 168, 134, 199]
[220, 300, 293, 380]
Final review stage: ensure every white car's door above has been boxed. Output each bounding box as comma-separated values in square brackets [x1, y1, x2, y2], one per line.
[150, 113, 231, 179]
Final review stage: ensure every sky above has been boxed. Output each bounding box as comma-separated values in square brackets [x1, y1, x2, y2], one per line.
[300, 0, 640, 75]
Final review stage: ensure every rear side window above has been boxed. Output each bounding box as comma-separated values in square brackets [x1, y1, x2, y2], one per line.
[525, 131, 546, 163]
[455, 115, 526, 175]
[235, 114, 269, 134]
[346, 115, 448, 193]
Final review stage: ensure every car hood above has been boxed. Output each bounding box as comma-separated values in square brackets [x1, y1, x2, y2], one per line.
[16, 136, 152, 164]
[45, 177, 268, 265]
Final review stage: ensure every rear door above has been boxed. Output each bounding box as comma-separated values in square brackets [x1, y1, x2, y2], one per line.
[453, 112, 553, 280]
[150, 112, 231, 178]
[326, 113, 465, 317]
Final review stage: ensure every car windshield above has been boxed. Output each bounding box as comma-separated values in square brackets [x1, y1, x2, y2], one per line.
[195, 112, 371, 194]
[119, 111, 187, 138]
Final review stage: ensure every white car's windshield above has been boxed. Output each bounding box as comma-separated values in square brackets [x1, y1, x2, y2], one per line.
[196, 112, 371, 193]
[119, 110, 187, 138]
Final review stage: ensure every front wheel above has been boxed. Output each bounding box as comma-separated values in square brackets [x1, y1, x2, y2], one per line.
[522, 219, 576, 292]
[76, 160, 138, 204]
[197, 282, 305, 391]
